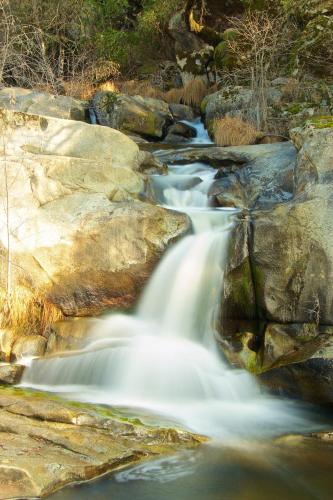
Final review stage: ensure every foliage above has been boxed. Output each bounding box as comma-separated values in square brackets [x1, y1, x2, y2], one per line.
[0, 0, 121, 92]
[281, 0, 333, 22]
[90, 0, 183, 72]
[0, 0, 184, 90]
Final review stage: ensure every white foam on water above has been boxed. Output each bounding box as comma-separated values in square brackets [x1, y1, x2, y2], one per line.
[181, 118, 214, 145]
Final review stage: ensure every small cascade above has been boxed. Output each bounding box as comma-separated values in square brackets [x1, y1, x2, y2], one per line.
[150, 162, 216, 208]
[22, 118, 312, 439]
[181, 118, 214, 145]
[137, 212, 232, 343]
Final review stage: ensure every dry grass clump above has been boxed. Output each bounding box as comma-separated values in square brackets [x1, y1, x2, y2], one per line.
[164, 78, 209, 106]
[164, 87, 184, 104]
[98, 80, 120, 94]
[182, 77, 208, 107]
[120, 80, 164, 99]
[61, 81, 96, 100]
[61, 80, 120, 100]
[211, 116, 262, 147]
[61, 76, 211, 108]
[0, 287, 64, 338]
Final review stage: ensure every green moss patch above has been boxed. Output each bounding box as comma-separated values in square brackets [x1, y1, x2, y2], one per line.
[307, 115, 333, 128]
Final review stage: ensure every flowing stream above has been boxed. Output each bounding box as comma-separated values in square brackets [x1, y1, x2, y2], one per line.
[22, 119, 319, 439]
[23, 119, 333, 498]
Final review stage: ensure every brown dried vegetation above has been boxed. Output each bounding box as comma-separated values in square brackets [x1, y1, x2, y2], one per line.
[211, 116, 262, 147]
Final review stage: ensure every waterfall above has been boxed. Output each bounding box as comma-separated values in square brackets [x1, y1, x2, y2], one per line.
[22, 121, 311, 439]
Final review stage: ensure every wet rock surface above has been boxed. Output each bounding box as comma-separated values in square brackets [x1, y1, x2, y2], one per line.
[0, 387, 204, 499]
[164, 122, 197, 144]
[169, 104, 195, 121]
[157, 142, 296, 209]
[11, 336, 47, 361]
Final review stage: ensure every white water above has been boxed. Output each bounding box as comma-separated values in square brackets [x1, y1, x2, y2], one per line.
[22, 122, 314, 440]
[181, 118, 214, 145]
[151, 162, 216, 208]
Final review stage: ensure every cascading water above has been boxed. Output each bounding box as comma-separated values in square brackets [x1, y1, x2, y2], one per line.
[182, 117, 214, 145]
[22, 120, 314, 439]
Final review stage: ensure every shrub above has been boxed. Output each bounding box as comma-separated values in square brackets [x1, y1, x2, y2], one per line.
[211, 116, 262, 146]
[0, 0, 183, 91]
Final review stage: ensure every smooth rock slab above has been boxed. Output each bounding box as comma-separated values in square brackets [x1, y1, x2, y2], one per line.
[0, 87, 88, 122]
[0, 387, 205, 499]
[0, 108, 141, 169]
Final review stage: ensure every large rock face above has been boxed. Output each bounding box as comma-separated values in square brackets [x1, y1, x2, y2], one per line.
[250, 121, 333, 325]
[219, 122, 333, 402]
[93, 92, 173, 139]
[0, 108, 190, 317]
[251, 187, 333, 324]
[12, 195, 189, 316]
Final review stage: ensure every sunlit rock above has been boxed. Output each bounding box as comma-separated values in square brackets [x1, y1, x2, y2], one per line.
[0, 109, 190, 317]
[0, 87, 87, 121]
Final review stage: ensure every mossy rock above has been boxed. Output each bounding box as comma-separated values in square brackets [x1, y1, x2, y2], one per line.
[231, 331, 262, 374]
[287, 103, 304, 115]
[178, 46, 214, 77]
[138, 62, 160, 79]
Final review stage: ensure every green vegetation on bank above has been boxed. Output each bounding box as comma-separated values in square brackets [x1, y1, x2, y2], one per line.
[0, 0, 182, 92]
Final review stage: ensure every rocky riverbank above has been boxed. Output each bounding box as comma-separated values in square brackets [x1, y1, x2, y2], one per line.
[1, 83, 333, 403]
[0, 386, 205, 499]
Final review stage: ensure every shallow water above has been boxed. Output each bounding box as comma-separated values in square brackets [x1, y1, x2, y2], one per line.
[50, 436, 333, 500]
